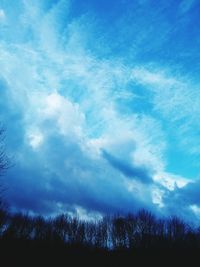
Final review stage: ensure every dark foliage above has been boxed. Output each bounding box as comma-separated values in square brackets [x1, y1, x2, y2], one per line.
[0, 209, 200, 266]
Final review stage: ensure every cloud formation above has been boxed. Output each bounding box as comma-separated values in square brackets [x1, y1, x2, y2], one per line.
[102, 150, 153, 184]
[0, 0, 199, 221]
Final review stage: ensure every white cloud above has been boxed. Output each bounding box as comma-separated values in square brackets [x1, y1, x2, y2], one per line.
[190, 204, 200, 217]
[153, 171, 190, 191]
[152, 188, 164, 208]
[73, 206, 102, 221]
[131, 66, 200, 158]
[131, 67, 177, 87]
[0, 9, 5, 22]
[28, 131, 44, 149]
[42, 92, 85, 138]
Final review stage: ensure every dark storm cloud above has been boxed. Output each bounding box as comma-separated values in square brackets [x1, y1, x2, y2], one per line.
[102, 150, 153, 184]
[164, 180, 200, 208]
[3, 133, 153, 216]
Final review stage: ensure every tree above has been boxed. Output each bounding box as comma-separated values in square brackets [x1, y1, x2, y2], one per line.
[135, 209, 157, 248]
[0, 125, 10, 234]
[111, 215, 128, 249]
[166, 216, 188, 245]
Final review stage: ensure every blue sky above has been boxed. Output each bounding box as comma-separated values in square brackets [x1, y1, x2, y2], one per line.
[0, 0, 200, 221]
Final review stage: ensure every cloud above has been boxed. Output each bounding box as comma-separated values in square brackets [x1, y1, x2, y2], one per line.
[0, 0, 199, 222]
[166, 180, 200, 207]
[41, 92, 85, 138]
[102, 150, 153, 184]
[28, 131, 44, 150]
[153, 171, 190, 191]
[131, 66, 200, 163]
[159, 179, 200, 222]
[5, 135, 154, 215]
[179, 0, 196, 14]
[0, 9, 5, 22]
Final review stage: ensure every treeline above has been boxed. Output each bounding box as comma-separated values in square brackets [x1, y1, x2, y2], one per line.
[1, 208, 200, 266]
[0, 208, 199, 250]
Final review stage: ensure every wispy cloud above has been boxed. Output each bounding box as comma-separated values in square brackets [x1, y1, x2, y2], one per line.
[0, 9, 5, 22]
[0, 0, 199, 221]
[132, 66, 200, 159]
[179, 0, 196, 14]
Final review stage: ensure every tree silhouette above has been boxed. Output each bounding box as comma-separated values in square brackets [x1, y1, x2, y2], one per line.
[0, 125, 10, 236]
[0, 208, 200, 266]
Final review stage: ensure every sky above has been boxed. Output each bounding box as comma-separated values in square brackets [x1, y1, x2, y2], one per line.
[0, 0, 200, 222]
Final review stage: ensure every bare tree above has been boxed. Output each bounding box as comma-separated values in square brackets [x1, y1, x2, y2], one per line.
[111, 215, 128, 249]
[135, 209, 157, 248]
[0, 125, 10, 234]
[167, 216, 188, 244]
[53, 214, 70, 242]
